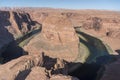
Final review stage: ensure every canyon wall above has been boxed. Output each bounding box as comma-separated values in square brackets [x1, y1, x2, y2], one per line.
[0, 8, 120, 80]
[0, 10, 41, 56]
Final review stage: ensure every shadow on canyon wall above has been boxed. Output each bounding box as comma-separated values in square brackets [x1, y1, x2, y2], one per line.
[68, 55, 118, 80]
[13, 11, 41, 31]
[42, 53, 119, 80]
[72, 29, 118, 80]
[75, 28, 114, 63]
[0, 11, 42, 63]
[15, 69, 31, 80]
[3, 52, 118, 80]
[0, 11, 24, 63]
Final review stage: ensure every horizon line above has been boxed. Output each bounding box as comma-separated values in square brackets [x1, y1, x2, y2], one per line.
[0, 7, 120, 12]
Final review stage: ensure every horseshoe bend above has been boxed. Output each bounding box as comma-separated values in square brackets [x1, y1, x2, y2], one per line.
[0, 8, 120, 80]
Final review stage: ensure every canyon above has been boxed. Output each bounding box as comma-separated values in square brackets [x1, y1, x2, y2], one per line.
[0, 8, 120, 80]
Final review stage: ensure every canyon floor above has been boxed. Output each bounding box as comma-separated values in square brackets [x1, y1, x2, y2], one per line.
[0, 8, 120, 80]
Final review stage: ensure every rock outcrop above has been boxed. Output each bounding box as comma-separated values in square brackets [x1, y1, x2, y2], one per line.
[0, 52, 80, 80]
[0, 54, 43, 80]
[0, 10, 41, 56]
[24, 15, 79, 62]
[0, 10, 41, 39]
[25, 67, 49, 80]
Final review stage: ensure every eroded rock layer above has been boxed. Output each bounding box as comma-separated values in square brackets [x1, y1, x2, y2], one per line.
[0, 53, 79, 80]
[24, 15, 79, 62]
[0, 10, 41, 56]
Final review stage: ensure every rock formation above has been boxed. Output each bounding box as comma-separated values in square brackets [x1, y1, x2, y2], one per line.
[0, 10, 41, 56]
[0, 8, 120, 80]
[0, 52, 79, 80]
[25, 67, 49, 80]
[24, 15, 79, 62]
[0, 54, 43, 80]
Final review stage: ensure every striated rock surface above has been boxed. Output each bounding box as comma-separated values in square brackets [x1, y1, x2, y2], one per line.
[0, 53, 79, 80]
[0, 10, 41, 39]
[26, 67, 49, 80]
[24, 15, 79, 62]
[0, 10, 41, 56]
[0, 54, 43, 80]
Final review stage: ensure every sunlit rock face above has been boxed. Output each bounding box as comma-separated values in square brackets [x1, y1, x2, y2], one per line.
[24, 15, 79, 62]
[0, 52, 79, 80]
[50, 74, 79, 80]
[0, 54, 43, 80]
[25, 67, 49, 80]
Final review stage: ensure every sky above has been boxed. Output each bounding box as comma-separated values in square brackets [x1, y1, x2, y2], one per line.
[0, 0, 120, 11]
